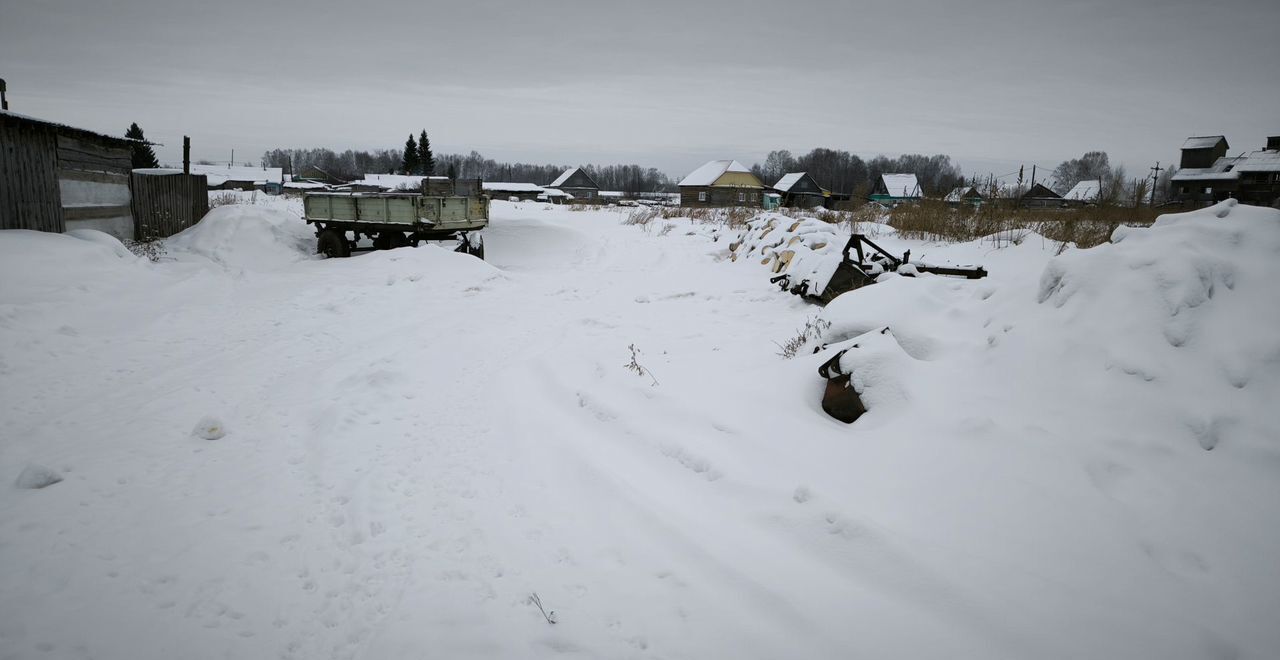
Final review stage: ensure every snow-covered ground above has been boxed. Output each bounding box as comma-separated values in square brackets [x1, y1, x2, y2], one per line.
[1, 199, 1277, 659]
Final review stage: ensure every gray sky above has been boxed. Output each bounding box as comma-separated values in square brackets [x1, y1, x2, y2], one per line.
[3, 0, 1278, 179]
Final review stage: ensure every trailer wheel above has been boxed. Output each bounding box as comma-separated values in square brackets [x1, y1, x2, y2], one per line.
[374, 231, 409, 251]
[317, 229, 350, 258]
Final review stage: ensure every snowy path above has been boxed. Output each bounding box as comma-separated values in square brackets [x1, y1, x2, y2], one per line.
[2, 202, 1277, 659]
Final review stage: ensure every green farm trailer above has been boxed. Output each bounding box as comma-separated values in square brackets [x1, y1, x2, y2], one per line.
[303, 186, 489, 259]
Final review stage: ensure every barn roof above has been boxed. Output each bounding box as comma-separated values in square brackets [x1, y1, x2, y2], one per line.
[1063, 179, 1102, 201]
[944, 186, 982, 202]
[0, 109, 138, 146]
[773, 172, 806, 192]
[483, 182, 545, 193]
[1182, 136, 1228, 150]
[1171, 156, 1244, 182]
[880, 173, 921, 198]
[678, 160, 751, 187]
[1235, 148, 1280, 173]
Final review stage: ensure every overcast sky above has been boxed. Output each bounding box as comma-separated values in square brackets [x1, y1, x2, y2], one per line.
[3, 0, 1277, 179]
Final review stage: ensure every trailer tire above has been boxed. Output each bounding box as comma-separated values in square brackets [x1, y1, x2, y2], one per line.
[374, 231, 409, 251]
[317, 229, 350, 258]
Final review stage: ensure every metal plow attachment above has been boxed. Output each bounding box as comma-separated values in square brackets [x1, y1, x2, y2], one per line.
[772, 233, 988, 305]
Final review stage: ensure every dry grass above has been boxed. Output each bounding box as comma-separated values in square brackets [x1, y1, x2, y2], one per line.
[888, 199, 1160, 249]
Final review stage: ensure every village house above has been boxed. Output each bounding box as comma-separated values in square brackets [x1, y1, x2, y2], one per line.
[1063, 179, 1102, 205]
[1171, 135, 1280, 207]
[345, 173, 444, 192]
[772, 172, 827, 208]
[677, 160, 765, 208]
[187, 163, 283, 192]
[546, 167, 600, 202]
[482, 181, 546, 201]
[944, 185, 985, 207]
[1019, 182, 1064, 209]
[1, 110, 137, 239]
[869, 173, 922, 205]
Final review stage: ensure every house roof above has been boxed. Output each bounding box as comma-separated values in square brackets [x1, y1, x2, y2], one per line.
[880, 173, 921, 198]
[348, 173, 449, 190]
[1063, 179, 1102, 201]
[548, 166, 599, 188]
[678, 160, 751, 187]
[1171, 156, 1244, 182]
[943, 186, 982, 202]
[1182, 136, 1228, 150]
[1235, 148, 1280, 173]
[773, 173, 806, 192]
[483, 182, 545, 193]
[187, 164, 284, 186]
[538, 189, 572, 198]
[1022, 182, 1061, 198]
[0, 109, 138, 147]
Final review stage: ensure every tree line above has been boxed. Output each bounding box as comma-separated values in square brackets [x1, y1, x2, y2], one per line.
[749, 149, 964, 198]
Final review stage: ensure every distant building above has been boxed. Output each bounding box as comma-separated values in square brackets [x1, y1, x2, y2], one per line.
[1019, 182, 1064, 209]
[677, 160, 765, 208]
[943, 185, 985, 206]
[482, 181, 545, 201]
[345, 174, 447, 193]
[870, 173, 921, 204]
[1171, 135, 1280, 207]
[1, 110, 136, 239]
[187, 164, 283, 191]
[772, 172, 826, 208]
[1063, 179, 1102, 205]
[546, 167, 600, 202]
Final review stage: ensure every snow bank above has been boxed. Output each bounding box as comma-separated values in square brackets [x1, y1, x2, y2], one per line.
[165, 205, 316, 271]
[0, 230, 146, 304]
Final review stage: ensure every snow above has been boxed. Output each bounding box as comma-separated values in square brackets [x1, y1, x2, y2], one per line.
[14, 464, 64, 490]
[348, 174, 449, 190]
[678, 159, 750, 187]
[1235, 148, 1280, 173]
[1, 200, 1278, 658]
[547, 167, 580, 188]
[879, 173, 921, 197]
[1182, 136, 1226, 150]
[186, 164, 283, 187]
[1063, 179, 1101, 201]
[191, 416, 228, 441]
[773, 172, 805, 192]
[483, 182, 545, 193]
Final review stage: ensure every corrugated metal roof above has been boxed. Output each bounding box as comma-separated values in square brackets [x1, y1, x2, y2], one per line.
[1182, 136, 1227, 150]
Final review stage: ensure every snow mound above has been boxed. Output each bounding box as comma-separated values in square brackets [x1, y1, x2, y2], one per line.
[827, 327, 925, 415]
[14, 464, 63, 489]
[165, 205, 316, 271]
[0, 230, 146, 304]
[66, 229, 135, 259]
[192, 416, 227, 440]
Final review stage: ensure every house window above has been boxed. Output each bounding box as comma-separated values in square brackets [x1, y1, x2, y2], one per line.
[1179, 186, 1188, 194]
[698, 191, 706, 202]
[750, 193, 758, 202]
[738, 192, 745, 203]
[1204, 187, 1212, 194]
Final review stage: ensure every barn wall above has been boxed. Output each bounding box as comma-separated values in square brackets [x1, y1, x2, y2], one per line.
[55, 134, 134, 239]
[0, 115, 64, 232]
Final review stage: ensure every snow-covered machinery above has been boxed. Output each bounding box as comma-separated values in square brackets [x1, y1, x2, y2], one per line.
[302, 179, 488, 259]
[771, 233, 988, 304]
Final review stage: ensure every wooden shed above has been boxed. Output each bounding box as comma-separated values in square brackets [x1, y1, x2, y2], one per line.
[546, 167, 600, 202]
[1019, 182, 1064, 209]
[677, 160, 765, 208]
[1, 110, 136, 239]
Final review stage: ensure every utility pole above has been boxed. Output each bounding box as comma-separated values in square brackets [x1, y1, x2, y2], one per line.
[230, 149, 234, 168]
[1030, 164, 1037, 189]
[183, 136, 190, 174]
[0, 78, 8, 111]
[1149, 161, 1163, 207]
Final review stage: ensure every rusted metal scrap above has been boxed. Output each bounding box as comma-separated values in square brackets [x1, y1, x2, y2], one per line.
[772, 233, 989, 305]
[817, 347, 867, 424]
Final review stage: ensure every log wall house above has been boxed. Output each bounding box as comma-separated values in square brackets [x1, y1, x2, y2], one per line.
[772, 172, 826, 208]
[677, 160, 764, 208]
[546, 167, 600, 201]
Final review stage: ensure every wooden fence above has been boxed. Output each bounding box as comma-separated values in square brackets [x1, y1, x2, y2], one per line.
[130, 172, 209, 239]
[0, 113, 64, 232]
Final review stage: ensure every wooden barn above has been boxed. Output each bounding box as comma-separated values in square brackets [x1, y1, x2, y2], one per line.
[1172, 134, 1280, 207]
[546, 167, 600, 201]
[1, 110, 137, 239]
[772, 172, 827, 208]
[677, 160, 765, 208]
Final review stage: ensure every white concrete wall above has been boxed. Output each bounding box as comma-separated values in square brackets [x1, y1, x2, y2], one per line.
[59, 178, 130, 207]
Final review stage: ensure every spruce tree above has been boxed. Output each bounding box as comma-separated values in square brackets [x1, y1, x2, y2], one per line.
[125, 122, 159, 169]
[418, 130, 435, 176]
[401, 134, 419, 175]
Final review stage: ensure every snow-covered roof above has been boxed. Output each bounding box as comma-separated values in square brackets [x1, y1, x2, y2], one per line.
[1171, 156, 1244, 182]
[773, 173, 806, 192]
[1235, 149, 1280, 173]
[132, 168, 185, 176]
[943, 186, 982, 202]
[483, 182, 545, 193]
[187, 164, 283, 186]
[1064, 180, 1102, 202]
[880, 173, 921, 198]
[678, 160, 750, 187]
[538, 189, 572, 198]
[548, 167, 580, 188]
[1182, 136, 1227, 150]
[348, 174, 449, 190]
[599, 191, 624, 198]
[283, 181, 329, 190]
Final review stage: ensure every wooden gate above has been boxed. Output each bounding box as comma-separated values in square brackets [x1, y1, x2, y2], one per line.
[129, 171, 209, 239]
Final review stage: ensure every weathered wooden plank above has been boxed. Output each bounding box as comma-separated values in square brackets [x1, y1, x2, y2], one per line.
[0, 117, 64, 232]
[57, 168, 129, 184]
[63, 204, 132, 221]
